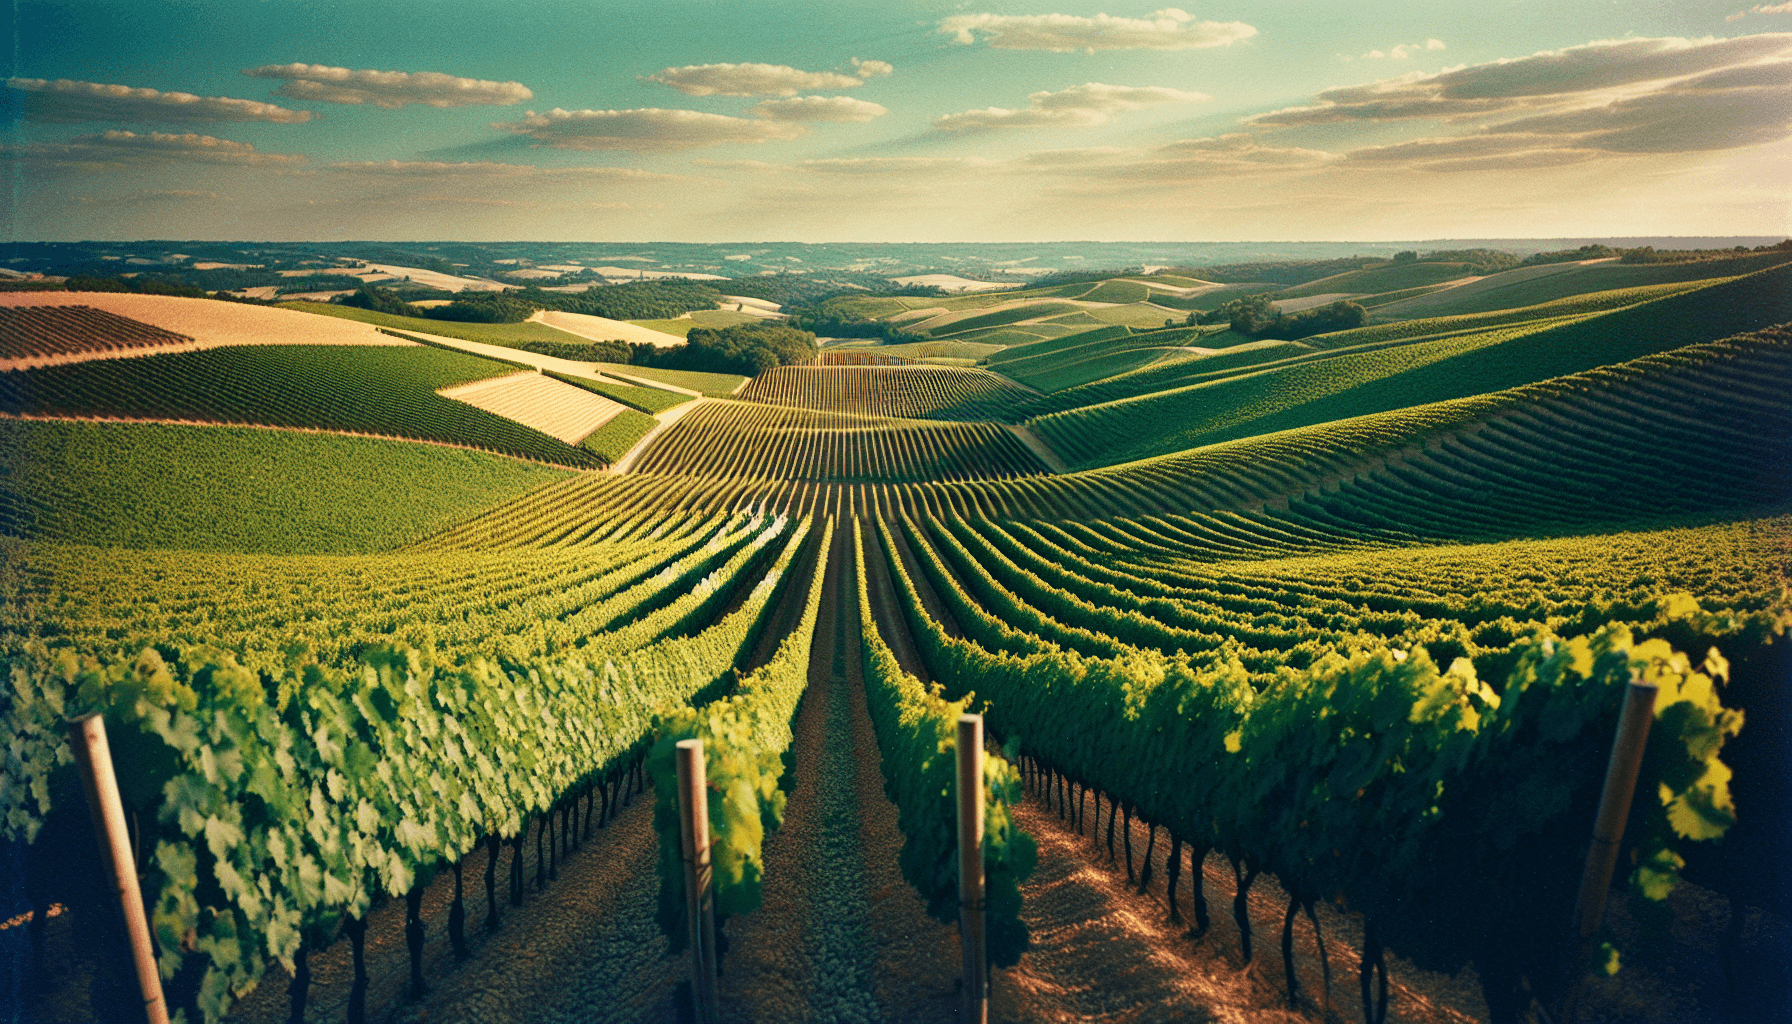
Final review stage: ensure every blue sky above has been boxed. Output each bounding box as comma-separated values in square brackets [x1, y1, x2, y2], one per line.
[4, 1, 1789, 241]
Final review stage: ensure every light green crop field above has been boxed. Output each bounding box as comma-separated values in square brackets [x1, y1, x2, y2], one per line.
[547, 371, 693, 414]
[578, 409, 658, 463]
[1078, 280, 1151, 303]
[1373, 250, 1792, 319]
[280, 301, 576, 347]
[916, 301, 1086, 336]
[587, 362, 747, 393]
[0, 419, 569, 554]
[1083, 302, 1185, 328]
[1317, 277, 1725, 348]
[1275, 260, 1476, 300]
[1030, 261, 1792, 467]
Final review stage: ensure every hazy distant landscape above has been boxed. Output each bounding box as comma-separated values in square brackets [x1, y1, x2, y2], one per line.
[5, 2, 1791, 1023]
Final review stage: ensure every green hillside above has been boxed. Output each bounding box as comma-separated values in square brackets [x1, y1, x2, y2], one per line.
[1032, 261, 1792, 467]
[1373, 250, 1792, 320]
[1275, 260, 1477, 299]
[281, 300, 577, 347]
[0, 419, 568, 553]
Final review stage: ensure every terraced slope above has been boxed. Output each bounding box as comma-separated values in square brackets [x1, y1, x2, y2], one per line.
[1031, 262, 1792, 467]
[738, 364, 1034, 420]
[0, 344, 603, 466]
[623, 400, 1046, 483]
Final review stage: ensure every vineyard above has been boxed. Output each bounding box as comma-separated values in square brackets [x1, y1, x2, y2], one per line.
[0, 305, 193, 362]
[3, 261, 1790, 1024]
[738, 363, 1035, 420]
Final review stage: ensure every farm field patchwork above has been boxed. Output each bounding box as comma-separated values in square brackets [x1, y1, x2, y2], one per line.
[4, 253, 1789, 1024]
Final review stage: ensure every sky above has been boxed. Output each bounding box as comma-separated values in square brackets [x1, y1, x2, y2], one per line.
[2, 0, 1789, 242]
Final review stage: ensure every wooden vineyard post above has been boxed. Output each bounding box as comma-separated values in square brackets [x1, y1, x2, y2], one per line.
[1558, 678, 1657, 1019]
[66, 713, 171, 1024]
[957, 713, 988, 1024]
[1574, 678, 1657, 938]
[675, 739, 720, 1024]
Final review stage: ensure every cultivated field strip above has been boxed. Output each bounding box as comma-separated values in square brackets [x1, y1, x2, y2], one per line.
[440, 371, 627, 444]
[0, 343, 602, 466]
[812, 350, 913, 366]
[625, 399, 1047, 482]
[887, 509, 1788, 675]
[738, 363, 1035, 419]
[424, 328, 1792, 532]
[0, 507, 813, 671]
[0, 304, 191, 361]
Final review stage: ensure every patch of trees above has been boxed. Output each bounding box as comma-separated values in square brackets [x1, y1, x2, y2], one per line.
[333, 280, 729, 324]
[1618, 240, 1792, 264]
[519, 339, 653, 365]
[1519, 244, 1619, 268]
[652, 323, 816, 375]
[785, 308, 906, 341]
[721, 272, 914, 307]
[1193, 294, 1369, 340]
[63, 274, 207, 298]
[1411, 248, 1521, 274]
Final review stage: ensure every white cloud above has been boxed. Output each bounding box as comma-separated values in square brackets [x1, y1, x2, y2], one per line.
[1251, 33, 1792, 127]
[1330, 53, 1792, 169]
[493, 108, 807, 151]
[1363, 39, 1446, 60]
[241, 64, 532, 108]
[933, 82, 1209, 132]
[852, 58, 894, 79]
[324, 160, 671, 181]
[644, 63, 866, 97]
[6, 77, 313, 123]
[1729, 3, 1792, 22]
[748, 96, 888, 122]
[937, 8, 1256, 53]
[8, 130, 307, 165]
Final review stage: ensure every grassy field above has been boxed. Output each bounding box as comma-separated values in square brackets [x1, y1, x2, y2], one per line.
[0, 419, 568, 553]
[916, 301, 1086, 337]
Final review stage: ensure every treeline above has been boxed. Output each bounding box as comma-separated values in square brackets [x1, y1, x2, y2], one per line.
[520, 324, 816, 377]
[337, 280, 728, 324]
[1193, 294, 1369, 340]
[1618, 239, 1792, 264]
[720, 272, 916, 307]
[53, 274, 278, 306]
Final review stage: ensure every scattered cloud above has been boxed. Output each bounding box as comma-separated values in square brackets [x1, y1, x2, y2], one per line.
[242, 64, 532, 108]
[933, 82, 1210, 132]
[1249, 34, 1792, 136]
[493, 108, 806, 151]
[1729, 3, 1792, 22]
[851, 58, 894, 79]
[324, 159, 673, 181]
[1327, 50, 1792, 169]
[6, 130, 307, 166]
[748, 96, 888, 122]
[937, 8, 1256, 53]
[644, 62, 870, 97]
[6, 77, 313, 123]
[1362, 39, 1446, 60]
